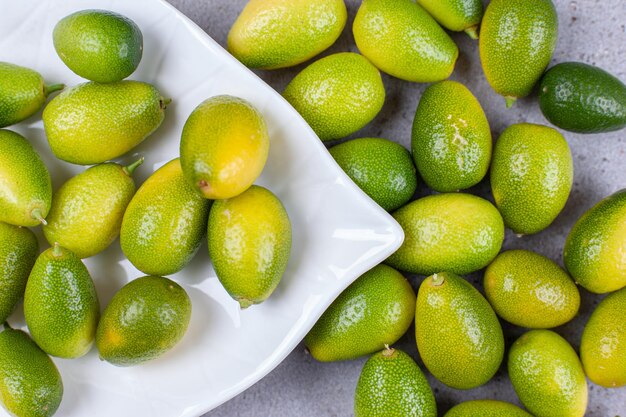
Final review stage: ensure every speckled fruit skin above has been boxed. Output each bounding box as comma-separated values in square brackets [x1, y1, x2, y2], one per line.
[228, 0, 347, 69]
[411, 81, 491, 192]
[386, 193, 504, 276]
[354, 347, 436, 417]
[508, 330, 588, 417]
[43, 81, 166, 165]
[416, 0, 483, 36]
[415, 272, 504, 390]
[329, 137, 417, 211]
[305, 265, 415, 362]
[53, 10, 143, 83]
[96, 276, 191, 367]
[121, 159, 211, 277]
[283, 52, 385, 141]
[490, 123, 573, 235]
[563, 189, 626, 293]
[43, 160, 141, 259]
[539, 62, 626, 133]
[353, 0, 458, 83]
[580, 286, 626, 388]
[208, 185, 291, 308]
[0, 62, 63, 128]
[444, 400, 532, 417]
[0, 129, 52, 227]
[0, 223, 38, 323]
[484, 250, 580, 329]
[0, 328, 63, 417]
[479, 0, 558, 106]
[180, 95, 269, 199]
[24, 245, 100, 359]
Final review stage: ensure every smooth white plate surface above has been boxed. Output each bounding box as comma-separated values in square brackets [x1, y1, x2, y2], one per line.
[0, 0, 403, 416]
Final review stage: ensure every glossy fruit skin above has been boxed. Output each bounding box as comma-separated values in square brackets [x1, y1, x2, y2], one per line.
[305, 265, 415, 362]
[484, 250, 580, 328]
[121, 159, 211, 276]
[353, 0, 458, 83]
[508, 330, 588, 417]
[0, 62, 63, 128]
[444, 400, 532, 417]
[180, 95, 269, 199]
[386, 193, 504, 275]
[479, 0, 558, 106]
[96, 276, 191, 367]
[580, 286, 626, 387]
[283, 52, 385, 141]
[416, 0, 483, 36]
[415, 272, 504, 390]
[0, 129, 52, 227]
[563, 189, 626, 293]
[228, 0, 347, 69]
[24, 245, 100, 358]
[43, 81, 166, 165]
[539, 62, 626, 133]
[0, 328, 63, 417]
[491, 123, 573, 235]
[43, 161, 140, 259]
[411, 81, 492, 192]
[208, 185, 291, 308]
[54, 10, 143, 83]
[329, 138, 417, 211]
[354, 347, 436, 417]
[0, 223, 39, 323]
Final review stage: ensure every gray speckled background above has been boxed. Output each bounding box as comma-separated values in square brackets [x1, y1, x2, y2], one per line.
[165, 0, 626, 415]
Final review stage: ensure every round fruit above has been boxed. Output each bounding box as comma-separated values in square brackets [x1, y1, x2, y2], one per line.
[563, 189, 626, 293]
[96, 276, 191, 366]
[53, 9, 143, 82]
[329, 137, 417, 211]
[283, 52, 385, 141]
[412, 80, 491, 192]
[416, 0, 484, 38]
[444, 400, 532, 417]
[305, 264, 415, 362]
[386, 193, 504, 275]
[484, 250, 580, 328]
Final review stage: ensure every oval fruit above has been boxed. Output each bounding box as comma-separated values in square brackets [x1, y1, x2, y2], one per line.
[490, 123, 573, 235]
[43, 81, 167, 165]
[96, 275, 191, 367]
[416, 0, 484, 38]
[386, 193, 504, 275]
[411, 80, 491, 192]
[305, 264, 415, 362]
[0, 62, 63, 128]
[354, 347, 436, 417]
[283, 52, 385, 141]
[479, 0, 558, 107]
[54, 9, 143, 82]
[208, 185, 291, 308]
[484, 250, 580, 328]
[0, 327, 63, 417]
[180, 95, 269, 199]
[24, 244, 99, 358]
[580, 286, 626, 387]
[539, 62, 626, 133]
[444, 400, 532, 417]
[0, 129, 52, 227]
[43, 158, 143, 259]
[121, 158, 211, 276]
[0, 223, 39, 323]
[563, 189, 626, 293]
[508, 330, 588, 417]
[329, 137, 417, 211]
[228, 0, 347, 69]
[415, 272, 504, 389]
[353, 0, 458, 82]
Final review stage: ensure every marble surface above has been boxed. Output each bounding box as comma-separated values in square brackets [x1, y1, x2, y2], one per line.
[165, 0, 626, 415]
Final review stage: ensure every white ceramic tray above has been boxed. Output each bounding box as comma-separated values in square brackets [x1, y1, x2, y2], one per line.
[0, 0, 404, 415]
